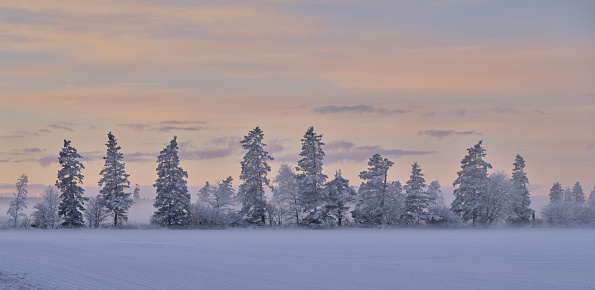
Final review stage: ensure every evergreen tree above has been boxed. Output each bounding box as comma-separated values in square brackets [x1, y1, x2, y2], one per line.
[404, 162, 436, 224]
[507, 154, 534, 225]
[153, 136, 191, 227]
[589, 187, 595, 208]
[352, 154, 393, 225]
[451, 140, 492, 226]
[549, 182, 564, 203]
[98, 132, 133, 226]
[568, 182, 585, 204]
[7, 174, 29, 228]
[238, 127, 273, 225]
[296, 126, 327, 226]
[32, 186, 60, 229]
[133, 184, 141, 201]
[272, 163, 300, 226]
[56, 140, 86, 228]
[324, 170, 356, 226]
[563, 187, 573, 202]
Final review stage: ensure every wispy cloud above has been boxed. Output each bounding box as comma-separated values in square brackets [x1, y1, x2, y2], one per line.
[177, 137, 242, 161]
[118, 121, 207, 132]
[491, 107, 519, 114]
[312, 105, 410, 115]
[48, 124, 75, 132]
[0, 135, 25, 139]
[324, 141, 435, 164]
[417, 130, 483, 139]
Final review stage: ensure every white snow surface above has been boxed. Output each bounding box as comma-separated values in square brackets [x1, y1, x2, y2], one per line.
[1, 228, 594, 289]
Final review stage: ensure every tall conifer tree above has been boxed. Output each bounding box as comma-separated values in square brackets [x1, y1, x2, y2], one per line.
[56, 140, 86, 228]
[238, 127, 273, 225]
[296, 126, 327, 226]
[507, 154, 534, 225]
[451, 140, 492, 226]
[153, 136, 191, 227]
[98, 132, 133, 226]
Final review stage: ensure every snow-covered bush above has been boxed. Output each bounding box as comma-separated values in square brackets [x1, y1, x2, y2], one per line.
[190, 203, 243, 228]
[541, 202, 595, 227]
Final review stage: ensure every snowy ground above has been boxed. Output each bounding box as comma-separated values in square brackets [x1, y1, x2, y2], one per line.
[1, 229, 594, 289]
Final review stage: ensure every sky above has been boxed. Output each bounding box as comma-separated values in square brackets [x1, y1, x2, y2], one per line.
[1, 0, 594, 207]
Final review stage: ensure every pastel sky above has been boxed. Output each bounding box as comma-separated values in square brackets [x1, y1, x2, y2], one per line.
[1, 1, 594, 206]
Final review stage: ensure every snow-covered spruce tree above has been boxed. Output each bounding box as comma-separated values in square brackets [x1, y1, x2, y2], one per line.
[352, 153, 394, 225]
[153, 136, 192, 227]
[56, 140, 86, 228]
[451, 140, 492, 226]
[98, 132, 133, 226]
[7, 174, 29, 228]
[567, 182, 585, 204]
[272, 163, 300, 226]
[296, 126, 328, 226]
[324, 170, 356, 226]
[549, 182, 564, 203]
[84, 195, 109, 228]
[32, 186, 60, 229]
[238, 127, 273, 225]
[404, 162, 438, 224]
[507, 154, 534, 225]
[133, 184, 141, 201]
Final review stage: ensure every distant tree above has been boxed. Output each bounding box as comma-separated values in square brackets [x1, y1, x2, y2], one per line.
[133, 184, 141, 201]
[56, 140, 86, 228]
[404, 162, 437, 224]
[507, 155, 534, 225]
[152, 136, 192, 227]
[7, 174, 29, 228]
[426, 180, 461, 227]
[98, 132, 133, 226]
[296, 126, 327, 226]
[272, 163, 300, 226]
[588, 187, 595, 208]
[567, 182, 585, 204]
[212, 177, 235, 211]
[324, 170, 356, 226]
[451, 140, 492, 226]
[198, 181, 215, 204]
[84, 195, 109, 228]
[32, 186, 60, 229]
[352, 154, 393, 225]
[427, 180, 443, 206]
[238, 127, 273, 225]
[549, 182, 564, 203]
[192, 177, 238, 228]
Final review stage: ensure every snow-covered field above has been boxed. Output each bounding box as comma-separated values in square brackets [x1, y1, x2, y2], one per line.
[1, 229, 594, 289]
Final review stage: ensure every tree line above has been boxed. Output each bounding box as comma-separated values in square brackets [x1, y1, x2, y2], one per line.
[4, 127, 595, 229]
